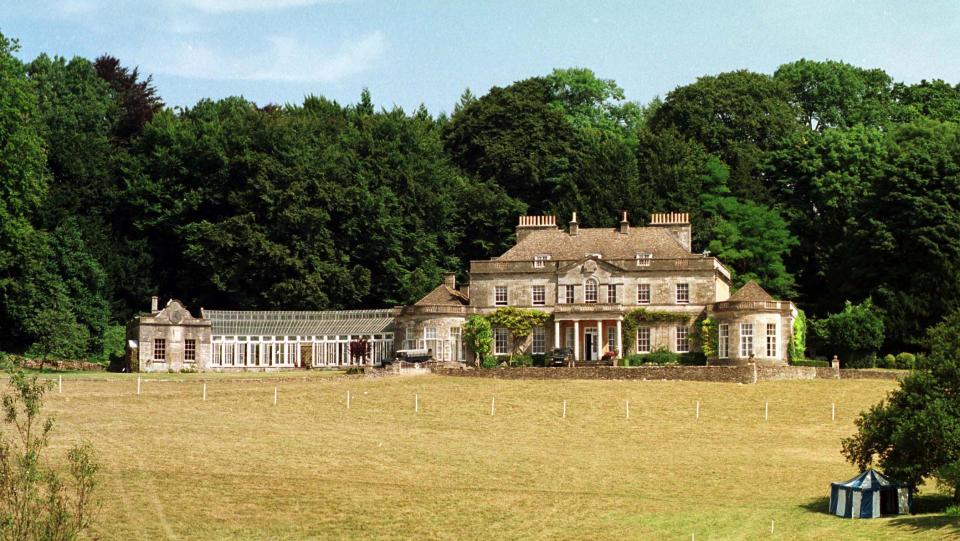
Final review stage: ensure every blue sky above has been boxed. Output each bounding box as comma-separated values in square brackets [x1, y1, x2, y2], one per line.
[3, 1, 959, 114]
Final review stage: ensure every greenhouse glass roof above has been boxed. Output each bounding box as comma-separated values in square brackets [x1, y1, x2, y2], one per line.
[204, 309, 398, 337]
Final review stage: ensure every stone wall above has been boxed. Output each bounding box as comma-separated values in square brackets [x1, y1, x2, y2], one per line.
[433, 365, 910, 384]
[433, 365, 754, 383]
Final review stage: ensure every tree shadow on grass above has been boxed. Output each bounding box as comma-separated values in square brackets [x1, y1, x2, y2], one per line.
[888, 494, 959, 535]
[799, 496, 830, 515]
[800, 494, 959, 535]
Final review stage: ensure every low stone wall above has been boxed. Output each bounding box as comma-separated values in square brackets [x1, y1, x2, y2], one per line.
[433, 365, 910, 384]
[433, 365, 754, 383]
[756, 365, 817, 381]
[839, 368, 908, 380]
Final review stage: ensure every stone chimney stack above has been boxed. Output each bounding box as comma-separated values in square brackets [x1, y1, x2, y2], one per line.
[516, 215, 558, 243]
[443, 272, 456, 289]
[619, 210, 630, 235]
[150, 296, 159, 313]
[569, 211, 579, 236]
[649, 212, 692, 252]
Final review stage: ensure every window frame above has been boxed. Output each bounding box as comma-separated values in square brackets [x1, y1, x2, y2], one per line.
[564, 285, 575, 304]
[584, 279, 598, 303]
[635, 252, 652, 267]
[607, 284, 617, 304]
[718, 323, 729, 359]
[153, 338, 166, 361]
[494, 327, 509, 355]
[637, 283, 650, 304]
[676, 283, 690, 304]
[184, 339, 196, 361]
[532, 326, 546, 354]
[636, 327, 651, 353]
[494, 285, 508, 306]
[532, 285, 546, 306]
[740, 323, 754, 358]
[766, 323, 778, 357]
[676, 326, 690, 353]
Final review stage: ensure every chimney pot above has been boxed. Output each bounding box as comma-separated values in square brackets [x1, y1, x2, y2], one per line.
[150, 296, 159, 312]
[619, 210, 630, 234]
[443, 272, 456, 289]
[569, 211, 579, 236]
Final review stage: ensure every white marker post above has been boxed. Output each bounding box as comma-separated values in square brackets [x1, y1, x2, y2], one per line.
[203, 382, 207, 401]
[770, 520, 775, 533]
[625, 400, 630, 419]
[59, 375, 63, 394]
[832, 402, 836, 421]
[765, 401, 769, 421]
[136, 376, 141, 396]
[415, 393, 419, 413]
[562, 400, 567, 419]
[273, 386, 278, 406]
[696, 400, 701, 420]
[491, 397, 495, 416]
[347, 390, 351, 409]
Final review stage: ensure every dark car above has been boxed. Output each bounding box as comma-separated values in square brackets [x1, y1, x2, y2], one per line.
[548, 347, 574, 367]
[392, 349, 433, 364]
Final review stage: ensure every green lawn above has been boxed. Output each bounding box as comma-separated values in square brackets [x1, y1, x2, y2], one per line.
[30, 374, 959, 539]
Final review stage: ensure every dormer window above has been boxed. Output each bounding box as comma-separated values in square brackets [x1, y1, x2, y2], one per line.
[585, 253, 602, 259]
[635, 252, 652, 266]
[533, 254, 551, 268]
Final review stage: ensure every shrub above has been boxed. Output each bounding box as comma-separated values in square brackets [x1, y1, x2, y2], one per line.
[895, 352, 916, 370]
[622, 354, 644, 367]
[812, 299, 884, 368]
[679, 352, 707, 366]
[644, 348, 679, 366]
[531, 354, 546, 367]
[946, 505, 960, 517]
[480, 355, 497, 369]
[880, 354, 897, 369]
[0, 369, 100, 538]
[791, 359, 828, 367]
[512, 354, 534, 367]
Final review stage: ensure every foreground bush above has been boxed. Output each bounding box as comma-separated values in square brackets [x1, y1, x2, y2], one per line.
[895, 352, 916, 370]
[0, 369, 100, 539]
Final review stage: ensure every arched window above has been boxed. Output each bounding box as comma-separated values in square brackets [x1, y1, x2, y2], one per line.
[585, 278, 598, 303]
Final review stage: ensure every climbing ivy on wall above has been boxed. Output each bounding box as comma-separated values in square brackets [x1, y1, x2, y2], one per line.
[622, 308, 695, 353]
[788, 309, 807, 362]
[695, 316, 718, 358]
[486, 307, 550, 357]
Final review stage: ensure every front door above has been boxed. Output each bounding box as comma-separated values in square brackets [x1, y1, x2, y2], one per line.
[584, 326, 598, 361]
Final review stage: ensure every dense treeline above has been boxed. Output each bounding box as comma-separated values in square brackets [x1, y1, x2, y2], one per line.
[2, 30, 960, 360]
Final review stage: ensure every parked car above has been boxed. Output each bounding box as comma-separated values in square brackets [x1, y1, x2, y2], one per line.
[391, 349, 433, 364]
[548, 347, 574, 367]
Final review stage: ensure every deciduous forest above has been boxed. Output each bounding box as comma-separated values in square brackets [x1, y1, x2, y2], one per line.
[2, 30, 960, 360]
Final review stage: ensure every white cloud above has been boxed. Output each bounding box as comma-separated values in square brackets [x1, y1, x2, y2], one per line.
[174, 0, 338, 13]
[148, 31, 387, 82]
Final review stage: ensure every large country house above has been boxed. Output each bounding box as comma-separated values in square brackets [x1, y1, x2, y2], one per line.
[127, 212, 797, 372]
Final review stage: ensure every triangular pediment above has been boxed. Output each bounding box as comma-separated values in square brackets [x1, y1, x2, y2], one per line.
[557, 256, 622, 277]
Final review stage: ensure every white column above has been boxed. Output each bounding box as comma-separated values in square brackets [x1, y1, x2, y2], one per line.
[616, 319, 623, 358]
[554, 319, 561, 349]
[573, 320, 580, 361]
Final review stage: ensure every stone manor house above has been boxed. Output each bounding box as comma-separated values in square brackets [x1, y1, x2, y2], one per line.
[127, 212, 797, 372]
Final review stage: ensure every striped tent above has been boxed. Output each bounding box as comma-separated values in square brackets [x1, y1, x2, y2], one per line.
[829, 469, 911, 518]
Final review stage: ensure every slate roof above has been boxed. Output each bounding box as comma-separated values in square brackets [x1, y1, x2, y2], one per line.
[727, 281, 775, 302]
[203, 309, 397, 336]
[497, 226, 690, 261]
[414, 285, 469, 306]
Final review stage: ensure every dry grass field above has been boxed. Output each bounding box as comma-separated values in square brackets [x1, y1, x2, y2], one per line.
[24, 373, 960, 539]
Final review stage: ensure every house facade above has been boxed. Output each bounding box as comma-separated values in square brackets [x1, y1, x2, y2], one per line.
[399, 212, 797, 365]
[126, 211, 796, 371]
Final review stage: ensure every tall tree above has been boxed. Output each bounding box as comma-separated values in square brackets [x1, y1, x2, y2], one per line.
[774, 59, 894, 131]
[649, 70, 801, 201]
[94, 55, 163, 141]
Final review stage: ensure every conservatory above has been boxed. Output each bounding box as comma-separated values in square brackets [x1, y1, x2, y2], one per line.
[203, 309, 396, 369]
